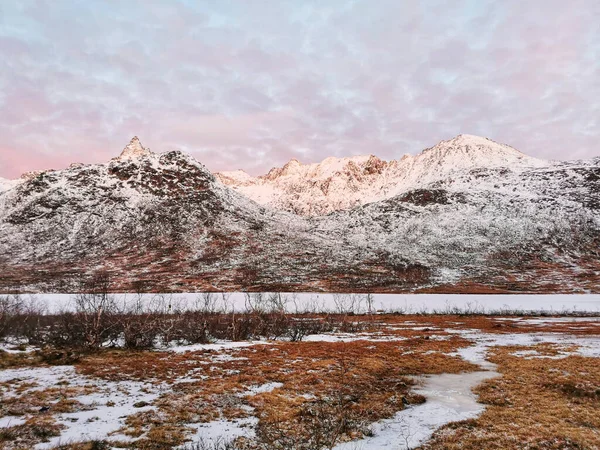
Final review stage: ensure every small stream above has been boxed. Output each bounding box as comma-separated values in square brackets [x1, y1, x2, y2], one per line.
[333, 369, 498, 450]
[334, 333, 499, 450]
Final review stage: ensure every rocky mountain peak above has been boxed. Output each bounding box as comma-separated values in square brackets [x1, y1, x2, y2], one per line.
[420, 134, 545, 170]
[280, 158, 302, 176]
[117, 136, 152, 161]
[215, 135, 551, 216]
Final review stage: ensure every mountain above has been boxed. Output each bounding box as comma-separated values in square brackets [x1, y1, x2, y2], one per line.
[116, 136, 153, 160]
[0, 135, 598, 293]
[314, 157, 600, 292]
[0, 139, 380, 292]
[0, 178, 16, 193]
[216, 134, 546, 216]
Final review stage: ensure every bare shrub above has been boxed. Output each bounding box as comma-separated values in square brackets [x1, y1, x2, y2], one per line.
[0, 294, 23, 339]
[182, 436, 241, 450]
[72, 271, 118, 349]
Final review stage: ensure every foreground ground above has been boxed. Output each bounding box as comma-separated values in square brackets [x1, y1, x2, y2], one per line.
[1, 314, 600, 449]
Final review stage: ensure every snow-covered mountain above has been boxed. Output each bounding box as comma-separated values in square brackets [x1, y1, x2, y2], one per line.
[0, 178, 11, 193]
[0, 177, 20, 193]
[0, 136, 598, 293]
[0, 139, 313, 291]
[217, 134, 547, 216]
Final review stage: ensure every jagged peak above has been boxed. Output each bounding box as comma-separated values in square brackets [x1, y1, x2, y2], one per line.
[280, 158, 303, 176]
[428, 134, 523, 155]
[216, 169, 254, 184]
[117, 136, 152, 161]
[419, 134, 548, 168]
[20, 170, 47, 180]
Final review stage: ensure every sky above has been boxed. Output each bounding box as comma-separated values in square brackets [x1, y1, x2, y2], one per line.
[0, 0, 599, 178]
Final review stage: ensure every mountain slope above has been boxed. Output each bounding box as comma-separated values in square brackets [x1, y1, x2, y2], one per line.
[0, 177, 19, 193]
[217, 134, 547, 216]
[0, 139, 389, 292]
[0, 136, 598, 293]
[0, 139, 302, 290]
[313, 158, 600, 292]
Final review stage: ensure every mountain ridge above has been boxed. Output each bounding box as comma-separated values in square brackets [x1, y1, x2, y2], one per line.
[216, 134, 547, 216]
[0, 135, 598, 293]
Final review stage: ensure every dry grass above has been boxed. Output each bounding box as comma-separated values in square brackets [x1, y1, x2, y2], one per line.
[0, 367, 96, 420]
[0, 416, 64, 450]
[74, 334, 476, 448]
[2, 314, 600, 449]
[49, 443, 111, 450]
[0, 348, 45, 370]
[420, 345, 600, 450]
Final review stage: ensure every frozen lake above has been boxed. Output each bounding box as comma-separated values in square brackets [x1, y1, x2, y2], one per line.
[15, 293, 600, 314]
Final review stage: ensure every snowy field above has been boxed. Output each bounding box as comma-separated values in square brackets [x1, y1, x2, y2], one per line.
[19, 293, 600, 314]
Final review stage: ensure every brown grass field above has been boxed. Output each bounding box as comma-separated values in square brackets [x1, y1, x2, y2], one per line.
[1, 314, 599, 449]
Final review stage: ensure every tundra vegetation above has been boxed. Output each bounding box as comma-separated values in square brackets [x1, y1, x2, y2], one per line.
[0, 286, 599, 449]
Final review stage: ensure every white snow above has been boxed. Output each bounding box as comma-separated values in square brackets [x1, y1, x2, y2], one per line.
[0, 366, 165, 449]
[495, 317, 600, 325]
[216, 134, 547, 216]
[303, 333, 407, 343]
[167, 340, 267, 353]
[182, 417, 258, 447]
[0, 177, 20, 193]
[245, 382, 284, 395]
[0, 416, 26, 428]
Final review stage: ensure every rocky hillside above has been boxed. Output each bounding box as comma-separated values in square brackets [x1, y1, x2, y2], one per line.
[0, 138, 391, 292]
[313, 157, 600, 292]
[0, 136, 598, 293]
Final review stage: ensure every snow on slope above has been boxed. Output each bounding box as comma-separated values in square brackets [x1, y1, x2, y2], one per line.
[0, 177, 20, 193]
[216, 134, 547, 216]
[0, 137, 339, 292]
[1, 135, 598, 293]
[0, 138, 269, 263]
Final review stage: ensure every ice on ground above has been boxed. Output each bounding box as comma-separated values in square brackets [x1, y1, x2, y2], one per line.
[245, 382, 284, 396]
[2, 319, 599, 449]
[166, 340, 267, 353]
[495, 317, 600, 325]
[334, 371, 498, 450]
[336, 327, 600, 449]
[450, 329, 600, 364]
[303, 333, 407, 343]
[26, 293, 600, 314]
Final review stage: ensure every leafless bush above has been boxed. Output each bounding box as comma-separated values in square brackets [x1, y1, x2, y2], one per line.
[182, 436, 241, 450]
[244, 292, 268, 314]
[0, 294, 23, 338]
[194, 292, 221, 314]
[365, 293, 375, 316]
[332, 294, 365, 315]
[72, 271, 118, 349]
[267, 293, 288, 314]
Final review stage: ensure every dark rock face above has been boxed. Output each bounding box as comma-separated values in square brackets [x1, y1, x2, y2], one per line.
[398, 189, 462, 206]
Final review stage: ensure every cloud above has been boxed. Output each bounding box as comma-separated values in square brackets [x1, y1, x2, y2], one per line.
[0, 0, 598, 178]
